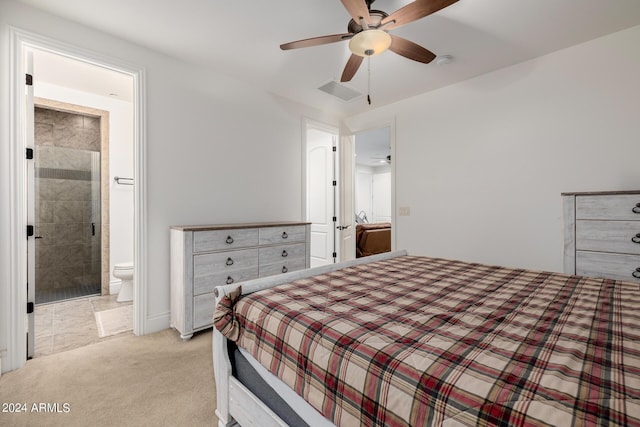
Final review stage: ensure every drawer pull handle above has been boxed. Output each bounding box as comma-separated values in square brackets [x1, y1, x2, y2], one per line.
[633, 268, 640, 279]
[282, 266, 288, 273]
[633, 203, 640, 214]
[226, 257, 234, 266]
[633, 233, 640, 244]
[225, 236, 234, 244]
[226, 276, 234, 284]
[282, 232, 288, 239]
[281, 250, 288, 257]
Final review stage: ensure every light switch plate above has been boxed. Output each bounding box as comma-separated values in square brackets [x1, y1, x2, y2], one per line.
[399, 206, 411, 216]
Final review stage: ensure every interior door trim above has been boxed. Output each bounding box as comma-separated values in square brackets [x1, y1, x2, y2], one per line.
[5, 27, 147, 372]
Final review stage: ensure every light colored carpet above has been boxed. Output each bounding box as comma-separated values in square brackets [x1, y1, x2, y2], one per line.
[94, 305, 133, 338]
[0, 329, 216, 427]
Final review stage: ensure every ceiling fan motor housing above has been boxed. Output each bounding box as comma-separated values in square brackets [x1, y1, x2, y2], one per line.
[348, 10, 388, 33]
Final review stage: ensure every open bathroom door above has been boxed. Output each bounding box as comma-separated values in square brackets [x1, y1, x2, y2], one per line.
[25, 49, 35, 359]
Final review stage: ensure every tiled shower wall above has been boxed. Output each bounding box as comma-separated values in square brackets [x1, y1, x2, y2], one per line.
[35, 107, 102, 295]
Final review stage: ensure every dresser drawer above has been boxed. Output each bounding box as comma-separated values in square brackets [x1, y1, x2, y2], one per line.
[194, 267, 258, 295]
[193, 228, 259, 253]
[576, 220, 640, 255]
[259, 225, 307, 245]
[576, 251, 640, 283]
[259, 258, 307, 277]
[194, 248, 259, 292]
[576, 195, 640, 221]
[193, 293, 215, 329]
[259, 243, 306, 266]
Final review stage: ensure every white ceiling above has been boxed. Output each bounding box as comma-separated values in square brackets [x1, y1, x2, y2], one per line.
[17, 0, 640, 116]
[355, 127, 391, 167]
[32, 49, 134, 102]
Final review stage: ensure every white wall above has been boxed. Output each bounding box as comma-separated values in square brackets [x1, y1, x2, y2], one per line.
[345, 25, 640, 272]
[356, 164, 391, 223]
[0, 0, 338, 371]
[372, 168, 391, 223]
[356, 165, 373, 221]
[35, 81, 134, 287]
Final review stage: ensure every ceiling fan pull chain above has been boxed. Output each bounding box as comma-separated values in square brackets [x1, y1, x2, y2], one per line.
[367, 56, 371, 105]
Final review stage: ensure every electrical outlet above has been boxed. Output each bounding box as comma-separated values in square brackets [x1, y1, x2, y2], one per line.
[399, 206, 411, 216]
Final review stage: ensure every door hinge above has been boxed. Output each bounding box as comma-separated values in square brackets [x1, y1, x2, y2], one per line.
[27, 225, 34, 238]
[332, 252, 337, 259]
[26, 74, 33, 86]
[332, 180, 337, 186]
[332, 146, 337, 152]
[332, 216, 337, 222]
[26, 148, 34, 159]
[27, 302, 34, 314]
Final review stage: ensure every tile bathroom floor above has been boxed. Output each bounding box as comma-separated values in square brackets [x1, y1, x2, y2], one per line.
[35, 294, 133, 358]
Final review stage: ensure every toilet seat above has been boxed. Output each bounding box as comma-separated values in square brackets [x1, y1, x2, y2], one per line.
[114, 262, 133, 271]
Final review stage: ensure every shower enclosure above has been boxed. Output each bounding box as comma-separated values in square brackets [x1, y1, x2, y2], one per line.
[34, 106, 103, 304]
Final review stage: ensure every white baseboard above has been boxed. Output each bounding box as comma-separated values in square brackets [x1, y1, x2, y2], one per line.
[109, 279, 122, 295]
[143, 311, 171, 335]
[108, 284, 170, 336]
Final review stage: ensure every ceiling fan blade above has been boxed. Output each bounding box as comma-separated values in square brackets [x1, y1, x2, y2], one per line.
[340, 0, 371, 26]
[389, 35, 436, 64]
[340, 54, 364, 82]
[381, 0, 459, 30]
[280, 33, 353, 50]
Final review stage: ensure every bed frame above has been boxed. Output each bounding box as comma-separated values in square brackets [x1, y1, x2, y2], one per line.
[212, 250, 407, 427]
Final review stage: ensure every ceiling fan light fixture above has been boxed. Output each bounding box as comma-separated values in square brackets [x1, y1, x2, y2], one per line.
[349, 29, 391, 57]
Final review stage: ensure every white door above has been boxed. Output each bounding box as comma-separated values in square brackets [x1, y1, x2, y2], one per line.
[337, 134, 356, 261]
[306, 126, 337, 267]
[26, 50, 35, 359]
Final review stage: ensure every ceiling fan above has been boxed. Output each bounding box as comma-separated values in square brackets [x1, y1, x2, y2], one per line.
[280, 0, 459, 82]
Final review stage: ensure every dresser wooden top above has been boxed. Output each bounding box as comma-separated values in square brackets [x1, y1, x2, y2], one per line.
[561, 190, 640, 196]
[170, 221, 311, 232]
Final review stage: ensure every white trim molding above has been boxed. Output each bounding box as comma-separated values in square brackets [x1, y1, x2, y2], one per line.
[5, 27, 147, 372]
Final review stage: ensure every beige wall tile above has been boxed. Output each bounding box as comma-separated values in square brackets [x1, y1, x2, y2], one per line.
[34, 101, 109, 297]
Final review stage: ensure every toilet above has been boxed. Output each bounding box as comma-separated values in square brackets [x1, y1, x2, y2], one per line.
[113, 262, 134, 302]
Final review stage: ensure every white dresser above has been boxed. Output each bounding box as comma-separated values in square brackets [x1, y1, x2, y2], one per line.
[563, 191, 640, 283]
[170, 221, 311, 339]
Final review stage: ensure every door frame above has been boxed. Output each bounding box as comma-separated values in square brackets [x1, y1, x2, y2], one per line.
[6, 27, 147, 371]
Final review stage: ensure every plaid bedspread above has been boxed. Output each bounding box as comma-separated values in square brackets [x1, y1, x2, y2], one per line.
[215, 255, 640, 426]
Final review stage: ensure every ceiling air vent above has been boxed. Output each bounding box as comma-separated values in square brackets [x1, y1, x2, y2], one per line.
[317, 80, 362, 102]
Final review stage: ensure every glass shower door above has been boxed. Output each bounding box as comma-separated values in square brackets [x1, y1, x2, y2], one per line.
[34, 107, 102, 304]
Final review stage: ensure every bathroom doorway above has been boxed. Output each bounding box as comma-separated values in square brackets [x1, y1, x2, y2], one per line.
[6, 28, 146, 371]
[27, 47, 135, 358]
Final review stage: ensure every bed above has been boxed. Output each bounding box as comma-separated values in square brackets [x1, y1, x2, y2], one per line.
[212, 250, 640, 426]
